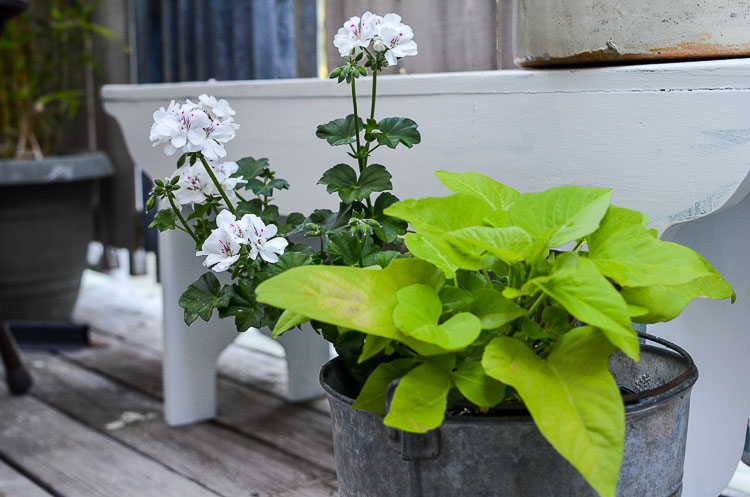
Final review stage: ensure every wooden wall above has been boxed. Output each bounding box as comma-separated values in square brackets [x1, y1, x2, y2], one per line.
[324, 0, 515, 74]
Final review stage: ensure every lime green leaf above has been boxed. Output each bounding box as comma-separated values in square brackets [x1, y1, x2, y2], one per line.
[527, 254, 639, 360]
[434, 170, 519, 209]
[384, 357, 454, 433]
[393, 284, 482, 350]
[358, 335, 391, 363]
[178, 273, 230, 325]
[272, 310, 307, 338]
[482, 327, 624, 497]
[255, 258, 444, 339]
[508, 186, 612, 248]
[451, 360, 506, 407]
[352, 359, 415, 414]
[316, 114, 364, 146]
[439, 286, 474, 315]
[405, 232, 492, 279]
[384, 193, 492, 232]
[589, 206, 715, 287]
[471, 288, 526, 329]
[375, 117, 421, 149]
[449, 226, 534, 264]
[622, 254, 735, 323]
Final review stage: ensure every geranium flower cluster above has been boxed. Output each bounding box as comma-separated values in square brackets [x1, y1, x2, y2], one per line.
[333, 12, 417, 66]
[169, 160, 245, 207]
[149, 94, 239, 161]
[197, 210, 288, 272]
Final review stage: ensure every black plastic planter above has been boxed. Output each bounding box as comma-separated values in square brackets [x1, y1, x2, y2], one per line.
[321, 333, 698, 497]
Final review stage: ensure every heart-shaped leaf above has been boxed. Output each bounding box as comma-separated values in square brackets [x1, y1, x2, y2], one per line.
[451, 359, 506, 407]
[351, 359, 416, 414]
[482, 327, 623, 497]
[435, 170, 519, 210]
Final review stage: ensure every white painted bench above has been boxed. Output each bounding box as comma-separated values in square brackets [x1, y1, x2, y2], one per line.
[102, 58, 750, 497]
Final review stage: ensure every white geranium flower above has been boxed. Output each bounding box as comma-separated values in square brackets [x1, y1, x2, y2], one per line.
[170, 164, 214, 206]
[198, 94, 236, 120]
[207, 160, 246, 201]
[196, 227, 241, 272]
[333, 15, 372, 57]
[374, 14, 418, 66]
[150, 98, 238, 160]
[246, 215, 288, 263]
[215, 210, 252, 244]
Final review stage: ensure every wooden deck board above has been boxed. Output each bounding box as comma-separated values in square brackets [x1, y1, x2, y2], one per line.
[0, 459, 55, 497]
[63, 332, 337, 471]
[24, 351, 335, 497]
[1, 271, 340, 497]
[0, 390, 221, 497]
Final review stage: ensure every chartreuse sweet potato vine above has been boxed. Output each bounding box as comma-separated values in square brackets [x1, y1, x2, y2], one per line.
[255, 171, 734, 497]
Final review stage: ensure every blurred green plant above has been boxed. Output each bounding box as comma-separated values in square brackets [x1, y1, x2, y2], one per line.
[0, 0, 123, 159]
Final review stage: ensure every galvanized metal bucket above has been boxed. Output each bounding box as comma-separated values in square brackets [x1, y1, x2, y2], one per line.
[321, 333, 698, 497]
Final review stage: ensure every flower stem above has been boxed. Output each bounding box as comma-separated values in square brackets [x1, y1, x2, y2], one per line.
[199, 155, 238, 216]
[351, 78, 364, 174]
[370, 67, 378, 121]
[168, 196, 200, 245]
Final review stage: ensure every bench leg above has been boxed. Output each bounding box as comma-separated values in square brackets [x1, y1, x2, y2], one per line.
[656, 196, 750, 497]
[276, 322, 330, 401]
[160, 229, 236, 426]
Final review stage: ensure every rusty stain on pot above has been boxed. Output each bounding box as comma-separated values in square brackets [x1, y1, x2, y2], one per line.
[519, 40, 750, 66]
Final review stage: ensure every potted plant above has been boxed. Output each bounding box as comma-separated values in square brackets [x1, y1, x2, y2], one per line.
[0, 0, 117, 320]
[147, 10, 735, 496]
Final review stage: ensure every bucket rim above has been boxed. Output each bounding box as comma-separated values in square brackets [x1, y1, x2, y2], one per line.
[320, 332, 698, 420]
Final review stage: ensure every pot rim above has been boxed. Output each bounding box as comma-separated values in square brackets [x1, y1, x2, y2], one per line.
[0, 151, 114, 186]
[320, 332, 699, 421]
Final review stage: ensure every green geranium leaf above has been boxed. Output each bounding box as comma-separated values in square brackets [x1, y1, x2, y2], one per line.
[526, 253, 639, 360]
[351, 359, 415, 415]
[508, 186, 612, 248]
[218, 281, 263, 332]
[373, 192, 408, 243]
[449, 226, 534, 265]
[471, 288, 526, 329]
[326, 232, 380, 267]
[384, 357, 454, 433]
[622, 254, 735, 323]
[589, 206, 715, 287]
[393, 284, 482, 350]
[234, 157, 270, 182]
[375, 117, 421, 149]
[255, 258, 445, 339]
[178, 273, 231, 325]
[482, 327, 624, 497]
[316, 114, 364, 146]
[372, 250, 404, 268]
[451, 359, 506, 407]
[262, 250, 314, 279]
[272, 310, 308, 338]
[318, 164, 393, 203]
[385, 193, 491, 232]
[435, 170, 519, 210]
[285, 212, 306, 228]
[149, 209, 178, 232]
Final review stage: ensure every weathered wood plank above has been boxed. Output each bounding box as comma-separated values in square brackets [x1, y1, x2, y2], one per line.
[0, 393, 220, 497]
[0, 459, 54, 497]
[277, 479, 339, 497]
[62, 332, 337, 470]
[23, 352, 334, 497]
[325, 0, 499, 74]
